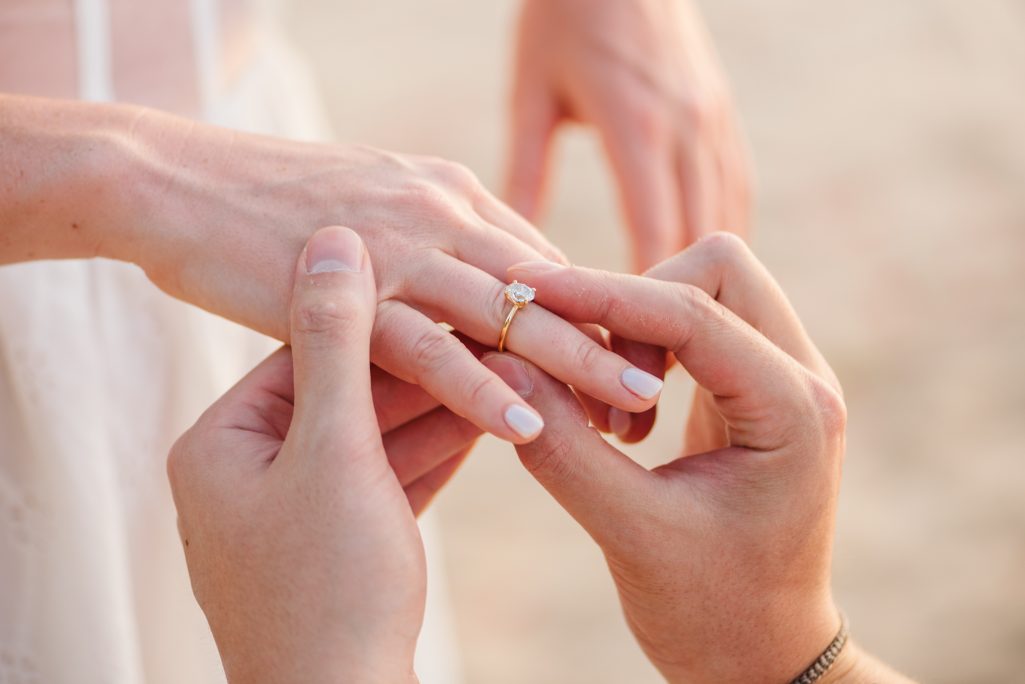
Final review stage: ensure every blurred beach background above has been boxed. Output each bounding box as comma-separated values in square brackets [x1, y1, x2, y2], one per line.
[283, 1, 1025, 681]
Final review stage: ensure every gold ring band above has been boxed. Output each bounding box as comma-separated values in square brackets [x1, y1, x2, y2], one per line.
[497, 281, 535, 353]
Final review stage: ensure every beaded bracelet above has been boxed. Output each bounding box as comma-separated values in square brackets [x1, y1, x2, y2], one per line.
[789, 613, 849, 684]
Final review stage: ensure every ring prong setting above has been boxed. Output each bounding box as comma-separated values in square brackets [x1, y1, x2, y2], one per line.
[498, 281, 535, 352]
[504, 281, 535, 307]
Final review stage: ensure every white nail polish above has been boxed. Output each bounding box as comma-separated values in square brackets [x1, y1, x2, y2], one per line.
[504, 405, 544, 439]
[620, 368, 663, 400]
[608, 407, 632, 438]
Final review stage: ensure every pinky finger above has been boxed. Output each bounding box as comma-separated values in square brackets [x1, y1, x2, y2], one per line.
[607, 336, 667, 443]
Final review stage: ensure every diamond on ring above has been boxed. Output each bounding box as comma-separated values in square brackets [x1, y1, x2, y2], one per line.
[504, 281, 535, 306]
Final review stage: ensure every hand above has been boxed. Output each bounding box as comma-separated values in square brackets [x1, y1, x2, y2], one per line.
[506, 0, 753, 271]
[492, 234, 845, 682]
[167, 227, 476, 683]
[115, 107, 662, 443]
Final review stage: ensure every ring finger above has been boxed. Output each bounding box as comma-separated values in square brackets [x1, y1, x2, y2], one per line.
[408, 255, 664, 412]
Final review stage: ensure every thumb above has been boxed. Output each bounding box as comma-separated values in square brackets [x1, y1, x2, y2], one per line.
[482, 353, 650, 548]
[504, 89, 558, 221]
[286, 226, 380, 461]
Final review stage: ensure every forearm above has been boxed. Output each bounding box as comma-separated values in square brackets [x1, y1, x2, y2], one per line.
[0, 94, 159, 264]
[0, 92, 297, 337]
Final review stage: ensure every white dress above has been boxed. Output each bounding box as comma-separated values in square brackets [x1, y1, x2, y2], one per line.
[0, 1, 459, 682]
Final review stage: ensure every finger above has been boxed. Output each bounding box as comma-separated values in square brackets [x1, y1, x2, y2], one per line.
[606, 336, 666, 443]
[677, 138, 719, 242]
[642, 233, 835, 386]
[504, 82, 559, 222]
[506, 260, 816, 450]
[449, 216, 565, 284]
[372, 300, 545, 444]
[483, 354, 651, 548]
[287, 226, 380, 460]
[384, 406, 482, 486]
[597, 107, 682, 272]
[408, 255, 664, 413]
[474, 197, 569, 265]
[714, 135, 741, 239]
[405, 448, 472, 517]
[569, 324, 616, 433]
[721, 116, 755, 239]
[371, 364, 440, 433]
[517, 233, 834, 387]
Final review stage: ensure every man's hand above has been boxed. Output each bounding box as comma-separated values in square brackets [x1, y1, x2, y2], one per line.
[493, 234, 845, 682]
[506, 0, 753, 271]
[167, 227, 477, 683]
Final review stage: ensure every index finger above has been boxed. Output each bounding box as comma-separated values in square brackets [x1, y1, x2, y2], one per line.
[506, 261, 818, 451]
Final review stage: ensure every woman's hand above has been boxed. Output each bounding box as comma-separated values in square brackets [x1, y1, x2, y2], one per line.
[123, 103, 664, 443]
[492, 234, 847, 682]
[506, 0, 753, 271]
[167, 227, 475, 683]
[2, 94, 663, 445]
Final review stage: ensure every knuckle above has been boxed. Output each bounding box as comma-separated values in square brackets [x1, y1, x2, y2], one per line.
[808, 374, 848, 440]
[666, 283, 715, 350]
[627, 100, 671, 147]
[430, 158, 481, 192]
[391, 179, 455, 217]
[673, 281, 715, 314]
[589, 277, 617, 323]
[678, 92, 722, 132]
[693, 231, 753, 285]
[293, 295, 364, 342]
[461, 371, 499, 411]
[409, 326, 461, 376]
[485, 282, 511, 329]
[572, 338, 607, 375]
[521, 433, 578, 483]
[696, 231, 749, 266]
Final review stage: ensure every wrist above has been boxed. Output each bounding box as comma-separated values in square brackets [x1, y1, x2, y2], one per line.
[653, 595, 841, 684]
[0, 95, 147, 264]
[115, 108, 308, 339]
[818, 641, 915, 684]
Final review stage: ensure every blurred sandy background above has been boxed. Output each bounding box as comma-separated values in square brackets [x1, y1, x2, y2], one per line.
[284, 1, 1025, 682]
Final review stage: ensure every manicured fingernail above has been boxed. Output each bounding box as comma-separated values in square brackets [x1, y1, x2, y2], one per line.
[620, 367, 663, 400]
[608, 407, 632, 439]
[481, 353, 534, 397]
[306, 226, 363, 274]
[508, 260, 566, 276]
[504, 404, 545, 439]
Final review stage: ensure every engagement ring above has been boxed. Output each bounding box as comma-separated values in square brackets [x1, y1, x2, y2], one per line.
[498, 281, 535, 352]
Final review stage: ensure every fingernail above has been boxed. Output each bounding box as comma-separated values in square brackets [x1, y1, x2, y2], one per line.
[620, 367, 663, 400]
[504, 404, 545, 439]
[608, 407, 632, 439]
[306, 226, 363, 274]
[481, 353, 533, 397]
[508, 260, 566, 277]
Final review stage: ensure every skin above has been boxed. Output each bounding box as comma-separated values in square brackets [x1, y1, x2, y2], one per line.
[168, 227, 465, 684]
[496, 233, 912, 683]
[172, 230, 912, 682]
[0, 93, 666, 444]
[506, 0, 753, 272]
